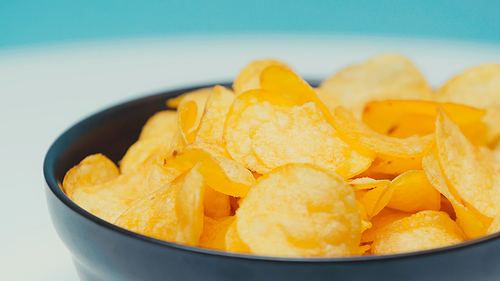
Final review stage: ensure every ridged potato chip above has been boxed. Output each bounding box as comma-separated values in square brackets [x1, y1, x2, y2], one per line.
[232, 59, 291, 96]
[250, 102, 373, 178]
[371, 211, 466, 255]
[435, 108, 500, 218]
[195, 85, 235, 148]
[70, 152, 180, 223]
[236, 163, 361, 257]
[334, 106, 435, 158]
[320, 54, 432, 117]
[62, 154, 119, 197]
[116, 165, 204, 246]
[386, 170, 441, 213]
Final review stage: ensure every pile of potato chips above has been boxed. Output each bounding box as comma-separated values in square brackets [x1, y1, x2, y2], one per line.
[62, 55, 500, 257]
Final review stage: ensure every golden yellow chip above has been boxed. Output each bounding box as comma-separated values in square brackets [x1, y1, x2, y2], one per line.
[199, 216, 235, 251]
[488, 213, 500, 235]
[250, 102, 374, 178]
[435, 108, 500, 218]
[166, 87, 212, 109]
[386, 170, 441, 213]
[232, 59, 291, 96]
[204, 185, 231, 220]
[195, 85, 235, 148]
[320, 54, 432, 117]
[62, 154, 119, 197]
[225, 218, 250, 253]
[116, 165, 204, 246]
[355, 179, 394, 219]
[361, 207, 412, 243]
[120, 133, 174, 174]
[334, 106, 435, 158]
[236, 163, 360, 257]
[138, 110, 178, 141]
[313, 88, 341, 115]
[165, 147, 255, 197]
[371, 211, 465, 255]
[70, 152, 180, 223]
[423, 148, 489, 238]
[360, 154, 422, 177]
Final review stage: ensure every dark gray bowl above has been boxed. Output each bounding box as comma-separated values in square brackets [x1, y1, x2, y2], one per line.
[43, 82, 500, 281]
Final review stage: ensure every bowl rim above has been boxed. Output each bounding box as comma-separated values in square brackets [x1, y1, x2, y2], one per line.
[43, 81, 500, 263]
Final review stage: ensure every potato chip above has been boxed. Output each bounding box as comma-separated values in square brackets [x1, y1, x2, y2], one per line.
[165, 147, 255, 197]
[204, 185, 231, 219]
[62, 154, 119, 198]
[349, 178, 391, 190]
[313, 88, 341, 115]
[386, 170, 441, 213]
[250, 102, 374, 178]
[359, 154, 422, 178]
[199, 216, 235, 251]
[440, 195, 456, 220]
[435, 108, 500, 218]
[361, 207, 412, 243]
[225, 218, 250, 253]
[166, 87, 212, 109]
[70, 152, 180, 223]
[138, 110, 178, 141]
[355, 179, 394, 219]
[334, 106, 435, 158]
[371, 211, 465, 255]
[423, 148, 489, 238]
[435, 64, 500, 145]
[320, 54, 432, 117]
[116, 165, 204, 246]
[120, 133, 174, 174]
[236, 163, 360, 257]
[195, 85, 235, 149]
[232, 59, 291, 96]
[185, 141, 231, 158]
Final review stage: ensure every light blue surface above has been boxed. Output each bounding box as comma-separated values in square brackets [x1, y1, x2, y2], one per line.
[1, 0, 500, 49]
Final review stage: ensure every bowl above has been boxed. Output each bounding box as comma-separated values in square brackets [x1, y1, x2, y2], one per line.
[44, 82, 500, 281]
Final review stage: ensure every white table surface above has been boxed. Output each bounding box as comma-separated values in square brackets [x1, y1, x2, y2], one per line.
[1, 35, 499, 281]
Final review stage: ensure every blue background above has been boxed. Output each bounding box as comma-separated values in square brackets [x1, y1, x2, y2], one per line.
[1, 0, 500, 50]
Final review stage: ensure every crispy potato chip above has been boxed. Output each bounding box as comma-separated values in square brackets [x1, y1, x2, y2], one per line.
[116, 165, 204, 246]
[423, 148, 489, 238]
[204, 185, 231, 219]
[138, 110, 178, 141]
[360, 154, 422, 177]
[120, 133, 174, 174]
[356, 200, 372, 233]
[232, 59, 291, 96]
[355, 179, 394, 219]
[225, 218, 250, 253]
[361, 208, 412, 243]
[237, 163, 360, 257]
[62, 154, 119, 197]
[166, 87, 212, 109]
[371, 211, 466, 255]
[440, 195, 456, 220]
[186, 141, 231, 158]
[349, 178, 391, 190]
[435, 64, 500, 145]
[224, 89, 295, 173]
[165, 147, 255, 197]
[313, 88, 341, 115]
[359, 244, 371, 255]
[334, 106, 435, 158]
[251, 102, 374, 178]
[386, 170, 441, 213]
[71, 152, 180, 223]
[320, 54, 432, 117]
[362, 100, 486, 135]
[195, 85, 235, 149]
[199, 216, 235, 251]
[178, 101, 199, 145]
[435, 108, 500, 218]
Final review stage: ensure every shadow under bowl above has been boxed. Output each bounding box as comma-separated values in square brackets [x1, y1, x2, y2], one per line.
[43, 82, 500, 281]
